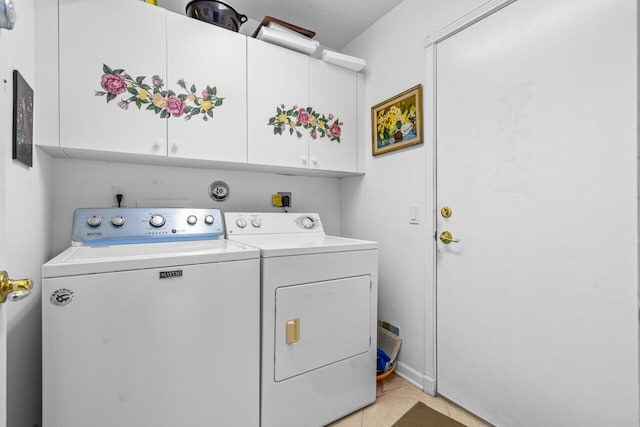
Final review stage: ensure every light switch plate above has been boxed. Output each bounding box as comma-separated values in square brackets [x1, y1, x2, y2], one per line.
[409, 204, 419, 224]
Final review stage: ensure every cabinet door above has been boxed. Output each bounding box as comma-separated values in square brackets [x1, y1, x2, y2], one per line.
[167, 13, 247, 163]
[59, 0, 167, 156]
[247, 38, 309, 169]
[308, 60, 358, 172]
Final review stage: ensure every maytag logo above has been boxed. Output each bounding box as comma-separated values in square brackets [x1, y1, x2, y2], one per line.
[50, 288, 74, 306]
[159, 270, 183, 279]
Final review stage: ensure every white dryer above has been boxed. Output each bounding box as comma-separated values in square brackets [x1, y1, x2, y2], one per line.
[225, 212, 378, 427]
[42, 208, 260, 427]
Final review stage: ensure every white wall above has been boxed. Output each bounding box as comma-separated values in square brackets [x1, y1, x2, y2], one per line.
[340, 0, 487, 391]
[0, 0, 54, 425]
[51, 159, 342, 253]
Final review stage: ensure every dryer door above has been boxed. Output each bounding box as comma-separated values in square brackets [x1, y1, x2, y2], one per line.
[274, 275, 371, 382]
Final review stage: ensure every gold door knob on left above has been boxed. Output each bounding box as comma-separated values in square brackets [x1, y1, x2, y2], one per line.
[0, 271, 33, 303]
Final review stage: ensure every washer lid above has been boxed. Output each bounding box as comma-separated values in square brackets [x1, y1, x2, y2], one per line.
[42, 239, 259, 278]
[228, 234, 377, 257]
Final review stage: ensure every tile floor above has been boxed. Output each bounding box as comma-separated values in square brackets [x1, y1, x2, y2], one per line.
[327, 374, 492, 427]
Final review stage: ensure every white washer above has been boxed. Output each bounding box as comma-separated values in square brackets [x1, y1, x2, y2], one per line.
[42, 208, 260, 427]
[225, 212, 378, 427]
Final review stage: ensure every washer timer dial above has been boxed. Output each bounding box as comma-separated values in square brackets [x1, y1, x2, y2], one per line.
[149, 215, 165, 228]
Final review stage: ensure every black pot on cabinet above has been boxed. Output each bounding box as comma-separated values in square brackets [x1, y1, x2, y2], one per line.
[185, 0, 248, 32]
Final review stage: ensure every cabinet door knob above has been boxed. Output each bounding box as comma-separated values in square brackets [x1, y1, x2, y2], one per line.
[152, 139, 162, 149]
[312, 156, 318, 166]
[172, 141, 181, 150]
[301, 155, 308, 164]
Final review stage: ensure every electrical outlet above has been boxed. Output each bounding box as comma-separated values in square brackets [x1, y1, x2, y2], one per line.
[111, 185, 127, 207]
[272, 194, 283, 207]
[278, 192, 292, 207]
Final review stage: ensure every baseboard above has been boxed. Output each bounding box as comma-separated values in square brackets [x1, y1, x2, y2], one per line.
[395, 361, 437, 397]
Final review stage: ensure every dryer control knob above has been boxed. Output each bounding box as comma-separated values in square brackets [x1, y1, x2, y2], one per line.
[111, 216, 125, 227]
[87, 216, 102, 227]
[302, 216, 316, 229]
[204, 215, 215, 225]
[149, 215, 165, 228]
[251, 218, 262, 228]
[187, 215, 197, 225]
[236, 218, 247, 228]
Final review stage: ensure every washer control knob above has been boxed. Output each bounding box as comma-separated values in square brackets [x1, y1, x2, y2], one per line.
[236, 218, 247, 228]
[111, 216, 125, 227]
[204, 215, 215, 225]
[251, 218, 262, 228]
[302, 216, 316, 229]
[149, 215, 165, 228]
[187, 215, 197, 225]
[87, 216, 102, 227]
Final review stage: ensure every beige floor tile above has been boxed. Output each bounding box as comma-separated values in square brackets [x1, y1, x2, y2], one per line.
[361, 394, 418, 427]
[376, 373, 407, 397]
[385, 382, 450, 416]
[327, 408, 364, 427]
[445, 401, 493, 427]
[328, 374, 490, 427]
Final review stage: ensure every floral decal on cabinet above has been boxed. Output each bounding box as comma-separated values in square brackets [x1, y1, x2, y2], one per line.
[267, 105, 343, 142]
[95, 64, 224, 121]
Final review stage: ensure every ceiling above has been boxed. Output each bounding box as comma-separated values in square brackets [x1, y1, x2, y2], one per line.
[156, 0, 404, 50]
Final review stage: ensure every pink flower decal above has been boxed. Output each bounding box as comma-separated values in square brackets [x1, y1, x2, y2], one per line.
[166, 96, 186, 117]
[330, 123, 341, 138]
[101, 74, 126, 95]
[297, 108, 309, 125]
[96, 64, 224, 121]
[267, 105, 343, 142]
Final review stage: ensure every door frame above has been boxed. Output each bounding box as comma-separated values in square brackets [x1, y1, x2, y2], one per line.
[423, 0, 518, 396]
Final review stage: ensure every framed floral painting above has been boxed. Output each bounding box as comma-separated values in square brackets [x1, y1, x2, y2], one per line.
[371, 84, 423, 156]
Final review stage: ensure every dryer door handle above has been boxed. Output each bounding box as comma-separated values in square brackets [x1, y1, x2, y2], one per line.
[286, 318, 300, 345]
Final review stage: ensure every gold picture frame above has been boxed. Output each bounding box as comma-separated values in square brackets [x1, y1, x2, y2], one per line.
[371, 84, 423, 156]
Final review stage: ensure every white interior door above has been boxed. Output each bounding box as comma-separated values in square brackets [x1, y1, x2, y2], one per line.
[0, 47, 9, 427]
[435, 1, 638, 426]
[0, 143, 6, 427]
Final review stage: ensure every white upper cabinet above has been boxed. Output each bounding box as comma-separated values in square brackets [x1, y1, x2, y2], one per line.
[308, 61, 357, 173]
[247, 38, 310, 169]
[247, 38, 358, 172]
[59, 0, 167, 156]
[166, 13, 247, 163]
[54, 2, 361, 175]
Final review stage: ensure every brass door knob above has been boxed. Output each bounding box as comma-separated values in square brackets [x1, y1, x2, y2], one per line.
[440, 206, 452, 218]
[0, 271, 33, 303]
[439, 231, 459, 244]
